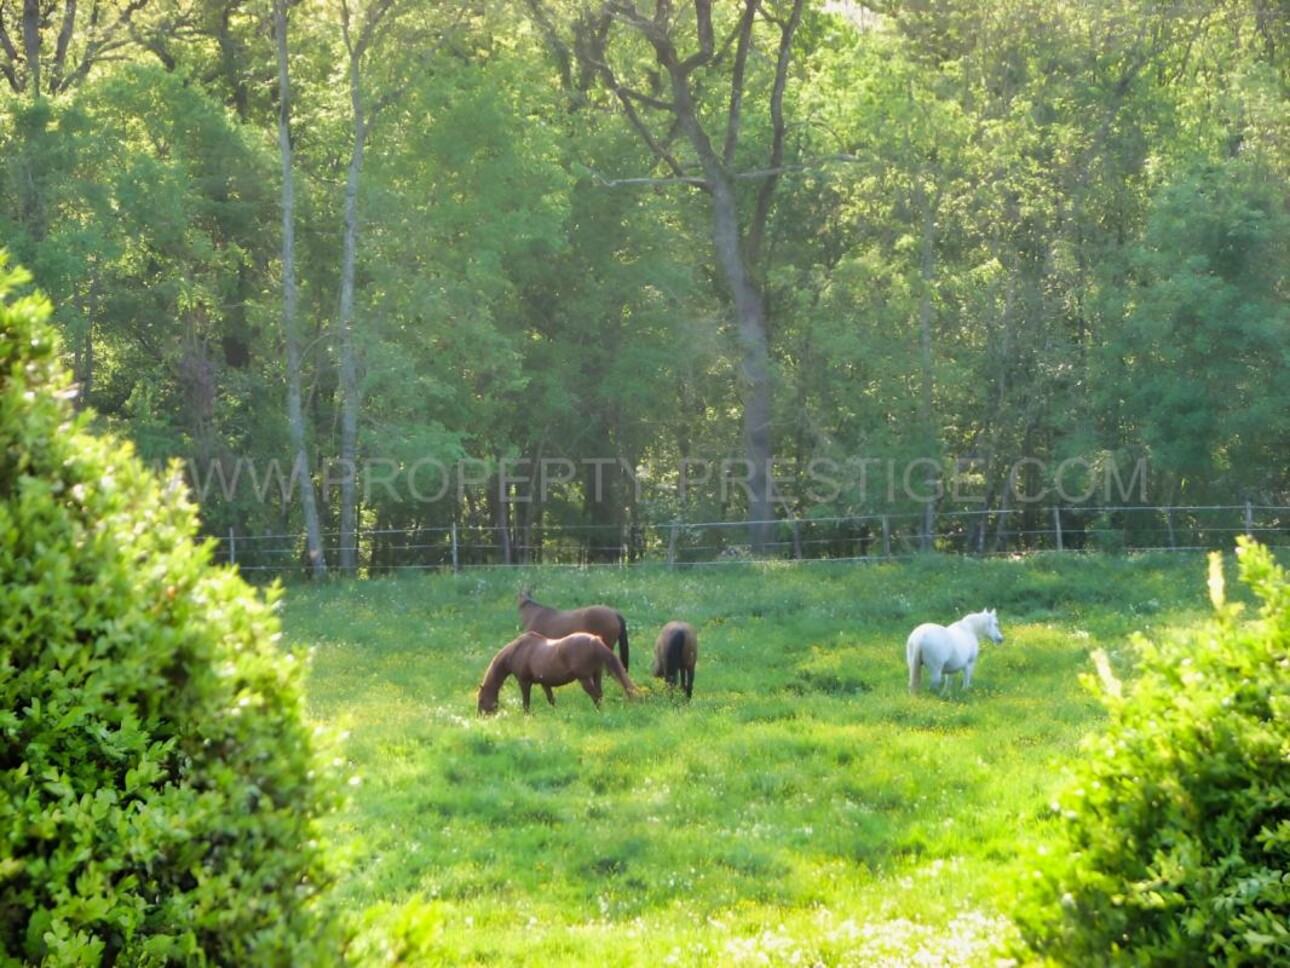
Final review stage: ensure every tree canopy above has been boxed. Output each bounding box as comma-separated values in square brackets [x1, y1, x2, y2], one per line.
[2, 0, 1287, 569]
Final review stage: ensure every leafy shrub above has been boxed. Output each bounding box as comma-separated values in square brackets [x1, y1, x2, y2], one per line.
[0, 255, 346, 964]
[1015, 538, 1290, 965]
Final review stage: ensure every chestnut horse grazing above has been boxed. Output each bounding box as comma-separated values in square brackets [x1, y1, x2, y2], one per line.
[477, 631, 639, 714]
[518, 590, 630, 670]
[651, 621, 698, 699]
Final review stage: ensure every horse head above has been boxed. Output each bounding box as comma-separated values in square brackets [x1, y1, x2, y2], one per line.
[980, 608, 1004, 643]
[477, 643, 517, 715]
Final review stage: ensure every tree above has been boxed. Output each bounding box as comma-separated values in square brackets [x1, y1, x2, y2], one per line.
[326, 0, 468, 572]
[555, 0, 808, 552]
[274, 0, 328, 576]
[1016, 540, 1290, 963]
[0, 252, 346, 963]
[0, 0, 157, 98]
[1102, 157, 1290, 503]
[327, 0, 390, 572]
[5, 0, 1290, 566]
[771, 20, 978, 537]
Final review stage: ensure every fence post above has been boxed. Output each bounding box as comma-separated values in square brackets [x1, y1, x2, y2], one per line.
[881, 515, 891, 559]
[451, 523, 459, 573]
[228, 527, 236, 567]
[667, 519, 679, 570]
[1245, 500, 1254, 538]
[1053, 506, 1064, 552]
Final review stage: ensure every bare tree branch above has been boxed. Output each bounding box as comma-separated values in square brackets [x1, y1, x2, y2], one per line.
[524, 0, 573, 90]
[586, 4, 689, 179]
[589, 171, 708, 188]
[0, 11, 19, 92]
[749, 0, 805, 260]
[722, 1, 757, 167]
[51, 0, 79, 92]
[614, 83, 675, 112]
[678, 0, 716, 74]
[589, 152, 861, 189]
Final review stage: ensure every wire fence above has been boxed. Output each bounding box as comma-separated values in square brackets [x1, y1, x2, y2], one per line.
[210, 503, 1290, 577]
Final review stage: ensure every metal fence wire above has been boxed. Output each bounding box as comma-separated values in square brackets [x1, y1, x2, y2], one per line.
[211, 503, 1289, 576]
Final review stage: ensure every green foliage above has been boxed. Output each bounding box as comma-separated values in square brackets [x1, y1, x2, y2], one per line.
[1108, 158, 1290, 497]
[5, 0, 1290, 560]
[0, 256, 346, 964]
[1015, 539, 1290, 965]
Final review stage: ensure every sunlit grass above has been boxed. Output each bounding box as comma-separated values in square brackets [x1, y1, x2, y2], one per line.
[284, 553, 1211, 965]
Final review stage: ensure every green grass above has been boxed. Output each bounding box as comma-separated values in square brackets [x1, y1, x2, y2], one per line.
[284, 552, 1217, 965]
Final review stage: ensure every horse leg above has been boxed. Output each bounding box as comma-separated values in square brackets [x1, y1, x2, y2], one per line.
[928, 665, 945, 695]
[519, 679, 533, 712]
[579, 677, 604, 709]
[683, 665, 694, 700]
[962, 662, 975, 691]
[541, 684, 557, 706]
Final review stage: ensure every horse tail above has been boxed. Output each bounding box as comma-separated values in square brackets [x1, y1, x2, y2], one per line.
[664, 627, 686, 685]
[906, 631, 922, 693]
[616, 612, 630, 672]
[605, 650, 639, 699]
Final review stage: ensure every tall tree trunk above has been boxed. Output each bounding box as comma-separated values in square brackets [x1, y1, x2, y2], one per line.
[709, 177, 775, 551]
[914, 175, 940, 552]
[326, 0, 458, 571]
[493, 474, 512, 566]
[72, 282, 95, 410]
[916, 182, 937, 431]
[274, 0, 327, 577]
[336, 35, 369, 574]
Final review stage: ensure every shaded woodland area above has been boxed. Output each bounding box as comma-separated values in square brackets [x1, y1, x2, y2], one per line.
[3, 0, 1288, 572]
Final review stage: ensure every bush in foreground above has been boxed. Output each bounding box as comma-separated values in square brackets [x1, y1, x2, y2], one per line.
[1016, 538, 1289, 965]
[0, 255, 346, 964]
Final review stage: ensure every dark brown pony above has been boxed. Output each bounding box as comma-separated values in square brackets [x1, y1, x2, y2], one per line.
[477, 631, 638, 714]
[518, 590, 630, 670]
[651, 621, 698, 699]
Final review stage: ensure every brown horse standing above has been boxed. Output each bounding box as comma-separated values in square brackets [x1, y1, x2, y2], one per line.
[477, 631, 638, 714]
[651, 621, 698, 699]
[518, 590, 630, 671]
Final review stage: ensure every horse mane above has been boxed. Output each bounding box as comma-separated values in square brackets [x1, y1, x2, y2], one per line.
[958, 608, 998, 636]
[517, 590, 555, 619]
[480, 646, 510, 688]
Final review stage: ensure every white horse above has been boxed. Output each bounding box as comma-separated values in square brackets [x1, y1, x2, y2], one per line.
[906, 608, 1003, 694]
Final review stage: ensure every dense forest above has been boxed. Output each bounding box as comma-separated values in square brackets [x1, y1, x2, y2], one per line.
[3, 0, 1288, 572]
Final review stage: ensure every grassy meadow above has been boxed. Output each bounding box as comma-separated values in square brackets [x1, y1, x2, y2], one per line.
[283, 552, 1221, 966]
